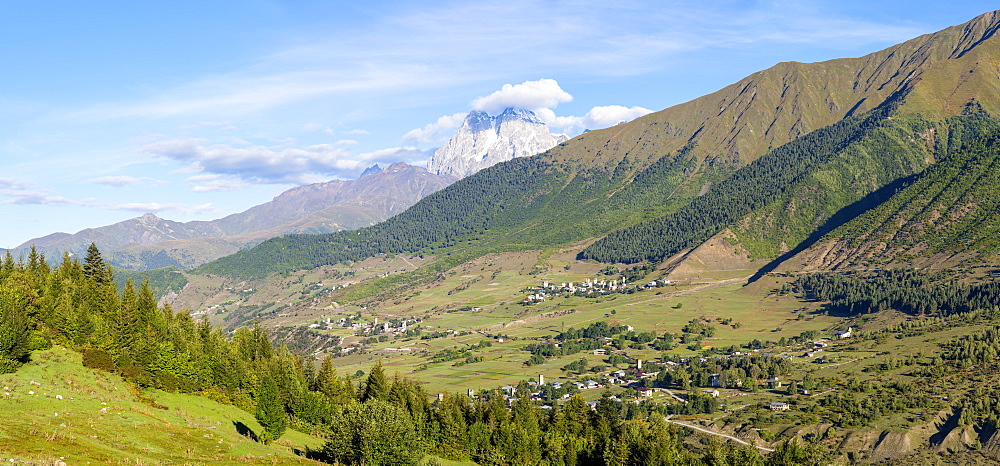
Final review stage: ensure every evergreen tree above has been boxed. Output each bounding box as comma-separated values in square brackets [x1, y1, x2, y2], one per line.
[0, 284, 31, 373]
[323, 399, 422, 465]
[254, 376, 286, 444]
[360, 360, 389, 402]
[82, 243, 112, 287]
[315, 354, 354, 403]
[0, 250, 14, 281]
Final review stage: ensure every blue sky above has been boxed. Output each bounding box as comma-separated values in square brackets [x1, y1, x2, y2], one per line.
[1, 1, 996, 249]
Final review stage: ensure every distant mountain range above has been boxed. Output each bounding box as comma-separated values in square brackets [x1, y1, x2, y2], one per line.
[10, 163, 456, 270]
[427, 107, 568, 178]
[197, 10, 1000, 281]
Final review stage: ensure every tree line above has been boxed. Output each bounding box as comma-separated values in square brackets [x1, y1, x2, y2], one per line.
[792, 269, 1000, 317]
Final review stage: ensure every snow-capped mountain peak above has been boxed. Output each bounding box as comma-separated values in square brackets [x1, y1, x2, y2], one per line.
[426, 108, 566, 178]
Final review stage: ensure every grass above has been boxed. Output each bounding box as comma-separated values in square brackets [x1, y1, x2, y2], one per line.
[316, 250, 840, 394]
[0, 348, 321, 464]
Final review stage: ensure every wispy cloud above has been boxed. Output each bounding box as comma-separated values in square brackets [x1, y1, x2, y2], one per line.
[403, 113, 467, 143]
[0, 178, 86, 206]
[184, 174, 249, 193]
[5, 193, 83, 206]
[88, 175, 167, 187]
[0, 178, 30, 191]
[143, 139, 362, 183]
[111, 202, 223, 216]
[358, 147, 431, 164]
[56, 2, 922, 126]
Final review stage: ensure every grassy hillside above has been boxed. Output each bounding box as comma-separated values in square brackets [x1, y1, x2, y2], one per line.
[580, 102, 905, 263]
[0, 348, 320, 464]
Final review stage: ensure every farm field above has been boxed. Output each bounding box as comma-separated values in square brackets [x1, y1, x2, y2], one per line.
[315, 255, 843, 394]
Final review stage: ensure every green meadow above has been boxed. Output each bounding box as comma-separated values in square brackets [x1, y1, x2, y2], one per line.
[319, 256, 840, 394]
[0, 348, 321, 464]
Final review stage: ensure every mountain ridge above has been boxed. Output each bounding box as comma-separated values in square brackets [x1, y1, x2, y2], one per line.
[12, 163, 456, 270]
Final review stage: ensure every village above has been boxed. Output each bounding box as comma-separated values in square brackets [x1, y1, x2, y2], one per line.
[521, 277, 672, 303]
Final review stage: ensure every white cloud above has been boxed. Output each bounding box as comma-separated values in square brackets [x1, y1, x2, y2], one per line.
[142, 139, 362, 183]
[539, 105, 655, 134]
[0, 178, 30, 191]
[345, 129, 369, 135]
[411, 78, 653, 144]
[471, 79, 572, 114]
[336, 140, 358, 146]
[88, 175, 166, 187]
[184, 174, 249, 193]
[583, 105, 654, 127]
[403, 112, 467, 143]
[5, 193, 82, 206]
[0, 178, 86, 206]
[303, 123, 335, 135]
[358, 147, 430, 163]
[112, 202, 223, 215]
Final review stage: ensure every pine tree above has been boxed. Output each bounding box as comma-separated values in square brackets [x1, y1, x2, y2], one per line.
[255, 376, 286, 444]
[0, 250, 14, 281]
[82, 243, 111, 287]
[0, 284, 31, 373]
[360, 360, 389, 402]
[316, 354, 354, 403]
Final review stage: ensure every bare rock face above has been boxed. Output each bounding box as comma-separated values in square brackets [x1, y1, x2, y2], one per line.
[427, 108, 568, 178]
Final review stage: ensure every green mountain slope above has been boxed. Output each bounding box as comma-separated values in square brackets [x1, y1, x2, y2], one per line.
[784, 114, 1000, 271]
[731, 108, 1000, 261]
[0, 348, 320, 464]
[580, 101, 912, 263]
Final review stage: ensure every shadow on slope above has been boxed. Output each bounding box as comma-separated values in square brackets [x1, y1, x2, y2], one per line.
[747, 172, 921, 283]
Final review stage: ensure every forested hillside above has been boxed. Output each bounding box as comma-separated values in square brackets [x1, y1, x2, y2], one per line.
[583, 105, 1000, 265]
[196, 147, 703, 279]
[785, 112, 1000, 270]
